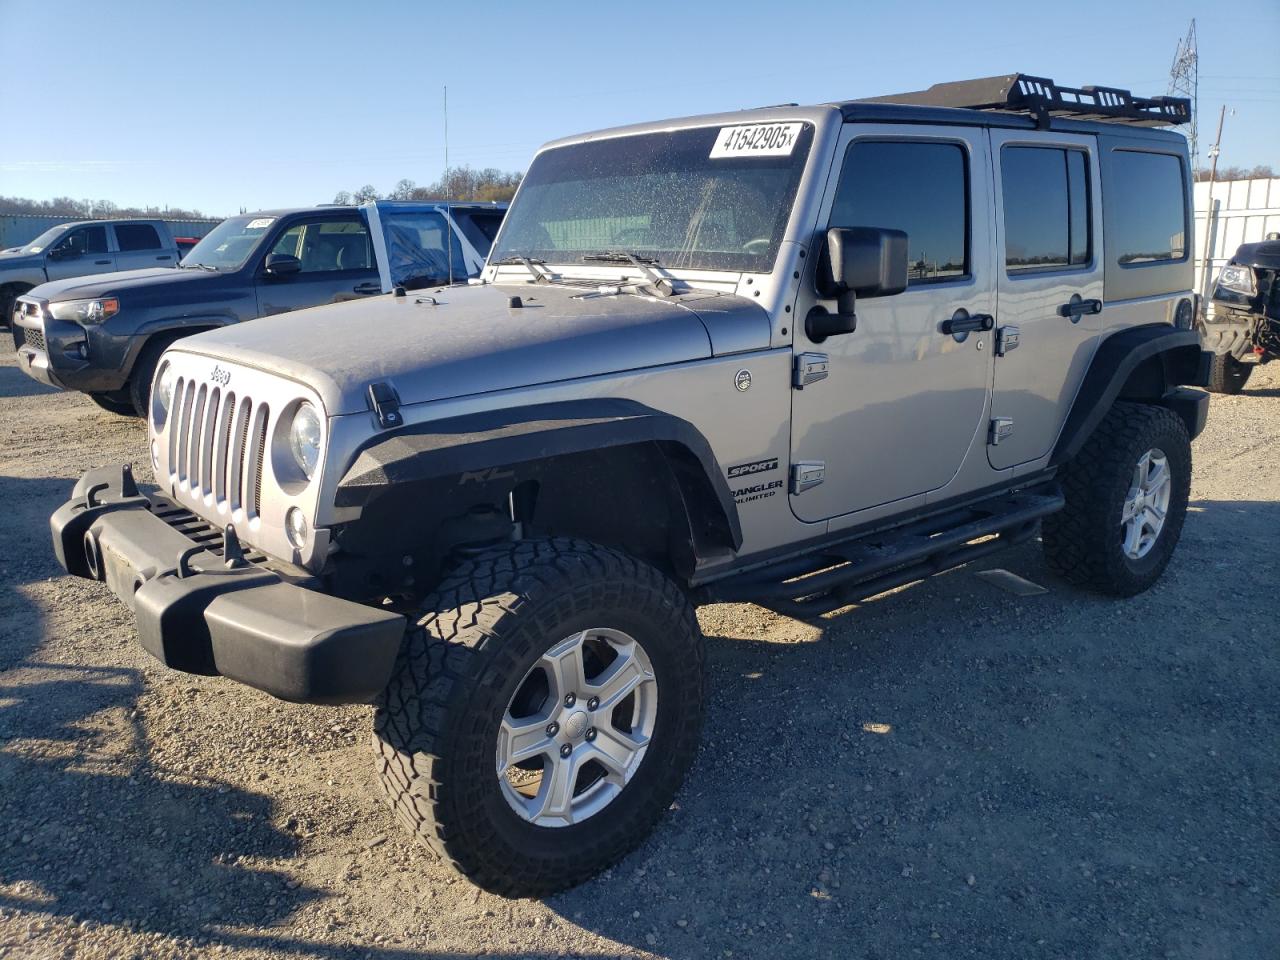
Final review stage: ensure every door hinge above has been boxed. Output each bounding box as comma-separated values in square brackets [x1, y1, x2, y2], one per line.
[790, 461, 826, 494]
[995, 324, 1020, 357]
[989, 417, 1014, 446]
[792, 352, 829, 389]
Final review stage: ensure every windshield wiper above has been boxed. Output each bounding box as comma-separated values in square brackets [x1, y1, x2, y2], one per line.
[491, 255, 554, 284]
[180, 262, 219, 272]
[581, 251, 675, 297]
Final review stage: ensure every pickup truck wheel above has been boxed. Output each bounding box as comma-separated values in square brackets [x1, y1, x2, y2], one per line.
[1042, 402, 1191, 597]
[1206, 353, 1252, 394]
[372, 537, 705, 897]
[89, 392, 137, 416]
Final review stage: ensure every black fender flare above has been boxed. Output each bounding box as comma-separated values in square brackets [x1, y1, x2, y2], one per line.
[336, 398, 742, 552]
[1052, 324, 1210, 466]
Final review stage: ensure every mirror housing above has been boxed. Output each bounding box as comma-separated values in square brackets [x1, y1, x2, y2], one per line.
[264, 253, 301, 277]
[806, 227, 909, 341]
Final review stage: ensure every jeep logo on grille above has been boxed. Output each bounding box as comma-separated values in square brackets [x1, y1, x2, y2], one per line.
[210, 365, 231, 386]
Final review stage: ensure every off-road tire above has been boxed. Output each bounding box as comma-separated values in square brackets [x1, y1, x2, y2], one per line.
[1042, 402, 1191, 597]
[373, 537, 706, 897]
[89, 392, 137, 416]
[1206, 352, 1252, 394]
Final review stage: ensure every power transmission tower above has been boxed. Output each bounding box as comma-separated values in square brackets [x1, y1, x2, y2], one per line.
[1168, 19, 1199, 170]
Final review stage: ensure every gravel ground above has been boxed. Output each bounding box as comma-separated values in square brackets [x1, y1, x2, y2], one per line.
[1, 331, 1277, 960]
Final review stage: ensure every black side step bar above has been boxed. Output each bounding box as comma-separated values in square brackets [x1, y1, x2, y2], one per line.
[702, 487, 1064, 619]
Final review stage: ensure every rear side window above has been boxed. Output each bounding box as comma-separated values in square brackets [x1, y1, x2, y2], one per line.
[829, 140, 969, 284]
[1109, 151, 1187, 264]
[1001, 146, 1091, 273]
[115, 223, 162, 251]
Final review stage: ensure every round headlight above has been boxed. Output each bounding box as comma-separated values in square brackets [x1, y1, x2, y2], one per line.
[285, 506, 309, 549]
[155, 363, 175, 413]
[288, 402, 322, 479]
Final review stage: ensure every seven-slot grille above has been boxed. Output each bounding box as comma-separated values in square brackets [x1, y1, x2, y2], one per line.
[166, 375, 269, 518]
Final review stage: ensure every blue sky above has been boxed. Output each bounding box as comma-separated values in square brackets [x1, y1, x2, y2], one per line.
[1, 0, 1275, 217]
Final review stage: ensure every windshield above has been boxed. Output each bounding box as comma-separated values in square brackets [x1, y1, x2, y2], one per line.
[492, 122, 814, 273]
[181, 215, 279, 270]
[12, 225, 68, 254]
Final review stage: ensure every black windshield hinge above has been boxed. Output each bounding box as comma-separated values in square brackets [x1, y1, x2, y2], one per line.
[367, 381, 403, 429]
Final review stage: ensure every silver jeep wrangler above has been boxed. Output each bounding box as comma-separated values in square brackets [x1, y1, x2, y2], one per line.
[52, 75, 1210, 897]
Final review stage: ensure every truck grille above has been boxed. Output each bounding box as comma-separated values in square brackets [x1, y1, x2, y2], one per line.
[21, 326, 45, 352]
[166, 376, 270, 518]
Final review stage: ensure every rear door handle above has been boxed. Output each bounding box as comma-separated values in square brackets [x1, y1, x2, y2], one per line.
[94, 259, 111, 265]
[941, 310, 994, 336]
[155, 255, 172, 261]
[1057, 295, 1102, 319]
[353, 281, 382, 295]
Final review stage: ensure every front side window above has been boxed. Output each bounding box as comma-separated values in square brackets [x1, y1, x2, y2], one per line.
[269, 219, 372, 274]
[115, 223, 162, 251]
[829, 140, 969, 284]
[1110, 150, 1187, 264]
[54, 225, 108, 256]
[492, 123, 814, 273]
[1002, 146, 1091, 273]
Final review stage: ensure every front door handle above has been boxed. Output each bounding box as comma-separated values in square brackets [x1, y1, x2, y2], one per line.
[353, 281, 381, 295]
[94, 259, 111, 265]
[1057, 295, 1102, 320]
[941, 309, 994, 336]
[155, 255, 172, 261]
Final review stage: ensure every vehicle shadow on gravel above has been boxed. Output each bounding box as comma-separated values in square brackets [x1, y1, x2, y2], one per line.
[546, 500, 1278, 959]
[0, 360, 58, 399]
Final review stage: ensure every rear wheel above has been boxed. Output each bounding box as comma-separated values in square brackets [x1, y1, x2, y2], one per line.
[373, 537, 705, 897]
[1042, 402, 1191, 597]
[1206, 352, 1252, 394]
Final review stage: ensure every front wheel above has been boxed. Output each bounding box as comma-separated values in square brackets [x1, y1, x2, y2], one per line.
[1206, 352, 1252, 394]
[373, 538, 705, 897]
[1042, 402, 1191, 597]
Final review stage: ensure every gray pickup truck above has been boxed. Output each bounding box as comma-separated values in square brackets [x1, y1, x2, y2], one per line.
[1, 219, 187, 322]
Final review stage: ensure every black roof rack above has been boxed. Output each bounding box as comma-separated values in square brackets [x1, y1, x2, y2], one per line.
[860, 74, 1191, 129]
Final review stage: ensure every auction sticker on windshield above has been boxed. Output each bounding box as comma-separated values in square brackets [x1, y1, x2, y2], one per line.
[246, 218, 275, 229]
[709, 123, 803, 158]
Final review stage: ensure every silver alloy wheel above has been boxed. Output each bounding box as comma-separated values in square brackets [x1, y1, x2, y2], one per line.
[497, 628, 658, 828]
[1120, 447, 1172, 560]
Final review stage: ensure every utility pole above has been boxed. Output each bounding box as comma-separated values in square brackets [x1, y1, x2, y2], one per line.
[1199, 104, 1227, 299]
[444, 84, 453, 285]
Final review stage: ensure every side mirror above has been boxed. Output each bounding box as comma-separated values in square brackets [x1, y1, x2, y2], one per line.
[806, 227, 908, 341]
[263, 253, 301, 277]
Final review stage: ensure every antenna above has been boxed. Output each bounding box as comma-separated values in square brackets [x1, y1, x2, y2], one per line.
[444, 84, 454, 286]
[1168, 19, 1199, 169]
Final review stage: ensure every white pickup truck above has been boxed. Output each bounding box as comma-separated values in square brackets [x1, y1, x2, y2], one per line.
[1, 218, 189, 323]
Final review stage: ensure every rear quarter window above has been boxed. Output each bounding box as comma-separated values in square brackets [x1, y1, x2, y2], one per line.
[115, 223, 162, 251]
[1100, 139, 1192, 301]
[1109, 151, 1188, 264]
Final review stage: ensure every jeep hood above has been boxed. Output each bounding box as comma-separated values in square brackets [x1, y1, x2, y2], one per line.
[174, 282, 771, 415]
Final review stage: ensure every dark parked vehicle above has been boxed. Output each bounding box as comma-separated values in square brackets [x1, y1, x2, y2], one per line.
[1201, 233, 1280, 393]
[11, 201, 506, 415]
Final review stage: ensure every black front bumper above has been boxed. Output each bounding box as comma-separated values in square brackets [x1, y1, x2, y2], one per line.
[51, 465, 405, 704]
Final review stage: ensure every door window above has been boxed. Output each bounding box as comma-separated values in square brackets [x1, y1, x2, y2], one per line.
[115, 223, 162, 251]
[829, 140, 969, 284]
[268, 219, 372, 273]
[1001, 146, 1092, 273]
[54, 225, 108, 256]
[380, 210, 468, 286]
